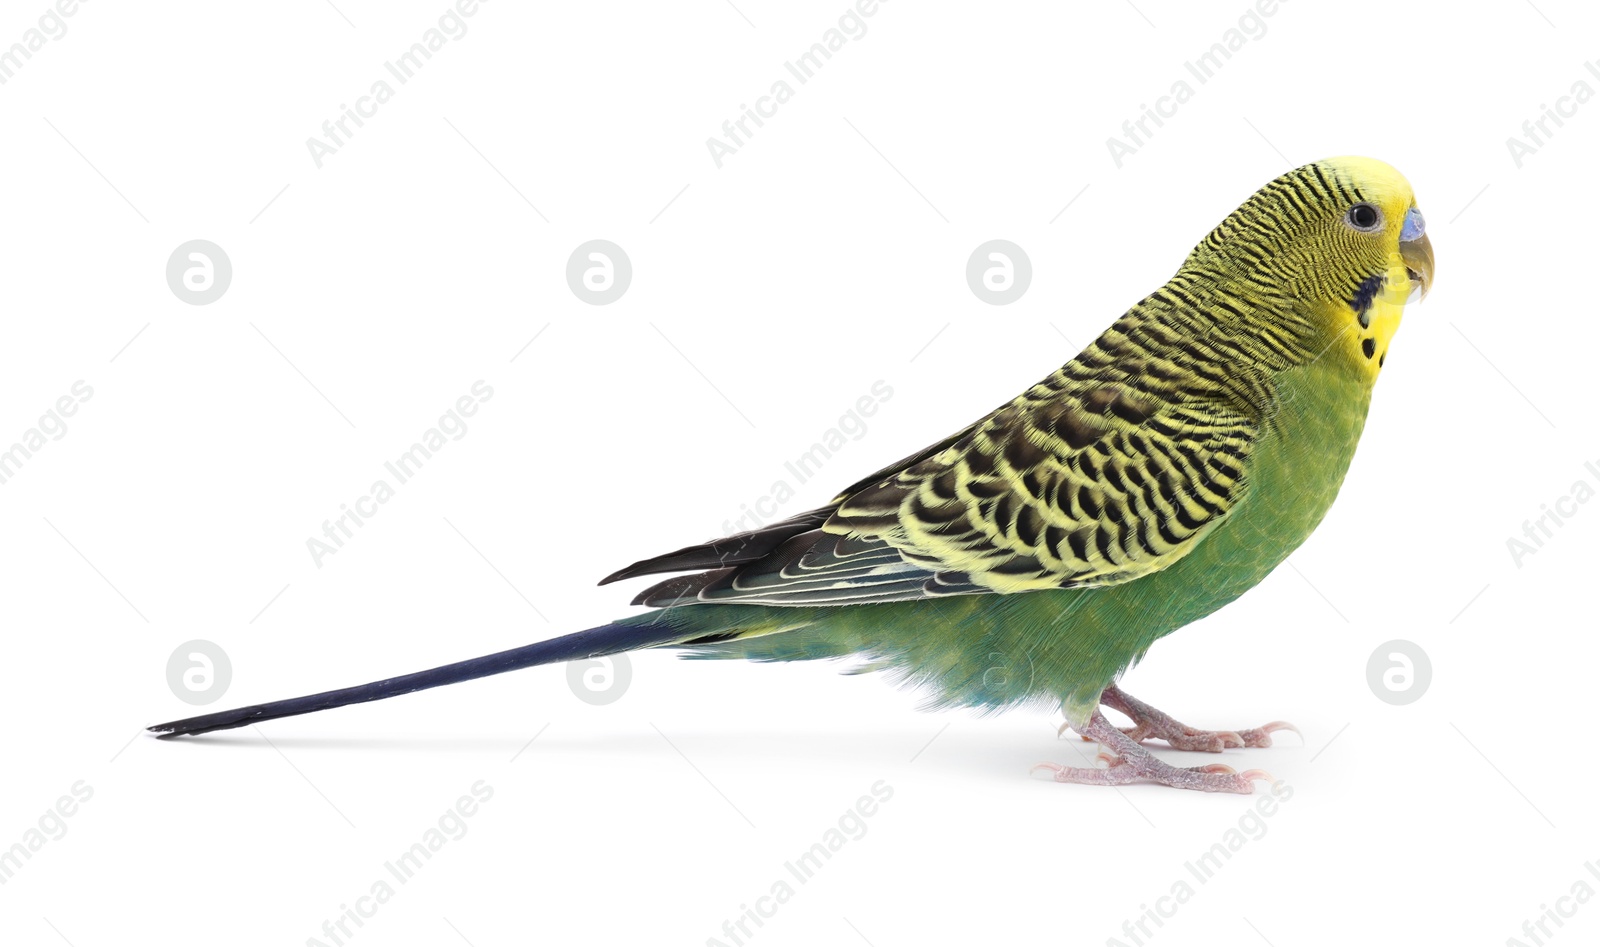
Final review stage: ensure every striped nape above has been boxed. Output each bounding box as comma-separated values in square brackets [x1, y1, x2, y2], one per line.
[1174, 159, 1409, 371]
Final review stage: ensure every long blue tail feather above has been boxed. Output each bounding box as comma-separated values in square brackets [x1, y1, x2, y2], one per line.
[147, 621, 687, 737]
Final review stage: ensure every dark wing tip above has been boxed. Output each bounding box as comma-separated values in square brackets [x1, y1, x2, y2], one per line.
[596, 507, 836, 587]
[597, 564, 639, 586]
[598, 547, 730, 586]
[597, 539, 754, 587]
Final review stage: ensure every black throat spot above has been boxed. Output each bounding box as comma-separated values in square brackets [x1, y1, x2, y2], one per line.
[1349, 274, 1385, 328]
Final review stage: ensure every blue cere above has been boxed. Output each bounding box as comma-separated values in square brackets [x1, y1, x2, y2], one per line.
[1401, 206, 1426, 242]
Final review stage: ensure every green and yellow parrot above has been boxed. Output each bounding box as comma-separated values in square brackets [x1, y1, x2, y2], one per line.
[152, 157, 1434, 794]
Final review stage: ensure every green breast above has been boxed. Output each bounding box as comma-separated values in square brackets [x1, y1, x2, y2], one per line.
[666, 358, 1374, 721]
[1022, 356, 1374, 719]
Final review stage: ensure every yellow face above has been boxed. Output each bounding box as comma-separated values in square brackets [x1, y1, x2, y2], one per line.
[1317, 157, 1434, 380]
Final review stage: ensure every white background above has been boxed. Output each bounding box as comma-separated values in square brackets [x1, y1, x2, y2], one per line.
[1, 1, 1595, 944]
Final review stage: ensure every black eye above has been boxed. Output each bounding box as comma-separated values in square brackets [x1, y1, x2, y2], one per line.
[1346, 203, 1382, 231]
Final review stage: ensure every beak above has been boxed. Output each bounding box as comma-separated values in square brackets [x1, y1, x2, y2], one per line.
[1400, 231, 1434, 301]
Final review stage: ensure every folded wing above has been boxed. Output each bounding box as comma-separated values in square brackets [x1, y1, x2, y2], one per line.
[608, 321, 1273, 609]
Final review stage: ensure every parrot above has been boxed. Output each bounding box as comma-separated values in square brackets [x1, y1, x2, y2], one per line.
[151, 156, 1434, 794]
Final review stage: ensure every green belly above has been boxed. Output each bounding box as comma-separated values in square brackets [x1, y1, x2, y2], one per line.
[667, 359, 1373, 723]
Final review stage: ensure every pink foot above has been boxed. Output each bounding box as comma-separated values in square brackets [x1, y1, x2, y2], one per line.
[1061, 684, 1299, 753]
[1037, 712, 1273, 794]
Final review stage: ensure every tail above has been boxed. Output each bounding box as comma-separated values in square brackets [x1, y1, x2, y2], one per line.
[148, 621, 689, 738]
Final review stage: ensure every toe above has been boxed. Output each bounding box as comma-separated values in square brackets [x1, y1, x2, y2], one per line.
[1168, 730, 1238, 753]
[1237, 721, 1299, 748]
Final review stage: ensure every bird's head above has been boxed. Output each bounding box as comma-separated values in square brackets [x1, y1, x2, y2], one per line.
[1189, 156, 1434, 379]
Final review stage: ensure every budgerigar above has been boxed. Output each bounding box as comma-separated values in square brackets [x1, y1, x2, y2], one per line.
[152, 157, 1434, 794]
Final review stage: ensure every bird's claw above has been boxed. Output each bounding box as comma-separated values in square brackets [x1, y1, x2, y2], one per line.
[1033, 754, 1271, 794]
[1077, 720, 1277, 752]
[1087, 685, 1298, 753]
[1233, 720, 1300, 748]
[1045, 701, 1284, 793]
